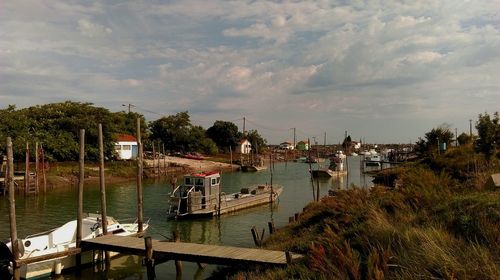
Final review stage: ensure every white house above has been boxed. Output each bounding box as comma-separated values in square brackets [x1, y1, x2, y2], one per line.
[114, 134, 138, 160]
[279, 141, 294, 150]
[235, 139, 252, 154]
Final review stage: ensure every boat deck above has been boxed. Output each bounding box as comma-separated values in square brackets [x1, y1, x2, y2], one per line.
[80, 235, 302, 266]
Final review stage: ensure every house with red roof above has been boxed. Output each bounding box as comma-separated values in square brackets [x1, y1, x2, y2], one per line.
[235, 138, 252, 154]
[114, 134, 138, 160]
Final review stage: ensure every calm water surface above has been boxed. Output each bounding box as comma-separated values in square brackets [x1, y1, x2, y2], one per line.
[0, 158, 376, 279]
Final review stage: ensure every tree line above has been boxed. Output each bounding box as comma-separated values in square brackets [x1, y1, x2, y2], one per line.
[415, 112, 499, 161]
[0, 101, 266, 161]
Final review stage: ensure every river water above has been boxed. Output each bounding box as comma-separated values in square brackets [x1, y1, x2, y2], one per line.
[0, 157, 377, 279]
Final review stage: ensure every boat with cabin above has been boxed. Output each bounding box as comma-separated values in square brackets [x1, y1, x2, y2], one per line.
[168, 172, 282, 218]
[310, 151, 347, 178]
[364, 149, 382, 166]
[0, 213, 148, 279]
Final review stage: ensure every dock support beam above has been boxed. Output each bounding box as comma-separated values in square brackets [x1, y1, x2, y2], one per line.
[173, 230, 182, 279]
[144, 237, 155, 280]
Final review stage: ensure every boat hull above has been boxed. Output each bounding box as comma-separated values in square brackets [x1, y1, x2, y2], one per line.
[172, 186, 283, 219]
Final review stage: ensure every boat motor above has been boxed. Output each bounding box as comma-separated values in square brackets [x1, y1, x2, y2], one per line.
[0, 241, 13, 280]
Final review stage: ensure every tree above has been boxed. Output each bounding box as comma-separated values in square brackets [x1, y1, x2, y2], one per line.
[149, 111, 192, 152]
[457, 132, 472, 146]
[206, 121, 242, 152]
[245, 130, 267, 154]
[415, 125, 454, 156]
[0, 102, 140, 161]
[475, 112, 499, 160]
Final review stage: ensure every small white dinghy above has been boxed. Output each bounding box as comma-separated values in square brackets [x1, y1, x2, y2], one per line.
[0, 213, 149, 279]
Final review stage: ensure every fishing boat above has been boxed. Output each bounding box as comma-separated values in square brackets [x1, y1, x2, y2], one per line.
[310, 151, 347, 178]
[168, 172, 282, 219]
[0, 213, 148, 279]
[364, 149, 382, 166]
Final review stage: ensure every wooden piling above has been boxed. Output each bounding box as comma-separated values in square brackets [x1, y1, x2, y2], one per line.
[76, 129, 85, 266]
[268, 221, 275, 235]
[157, 142, 161, 176]
[285, 251, 292, 265]
[35, 142, 39, 194]
[294, 212, 300, 221]
[136, 119, 144, 233]
[24, 142, 29, 194]
[40, 144, 46, 193]
[173, 230, 182, 279]
[7, 137, 20, 280]
[98, 124, 110, 265]
[152, 143, 156, 176]
[144, 237, 155, 280]
[251, 226, 262, 247]
[162, 144, 166, 175]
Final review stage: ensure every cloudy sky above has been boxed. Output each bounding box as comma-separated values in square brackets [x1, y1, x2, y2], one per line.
[1, 1, 499, 144]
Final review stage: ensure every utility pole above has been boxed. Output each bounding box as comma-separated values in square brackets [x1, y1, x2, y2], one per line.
[455, 128, 458, 147]
[293, 128, 296, 148]
[469, 119, 472, 137]
[243, 117, 246, 135]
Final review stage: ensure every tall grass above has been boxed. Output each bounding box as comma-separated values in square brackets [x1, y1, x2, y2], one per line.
[217, 152, 500, 279]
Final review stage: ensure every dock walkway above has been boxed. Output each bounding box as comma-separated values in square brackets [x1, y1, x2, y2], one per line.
[80, 235, 302, 267]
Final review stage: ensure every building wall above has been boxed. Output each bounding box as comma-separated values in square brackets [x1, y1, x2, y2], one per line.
[115, 141, 138, 160]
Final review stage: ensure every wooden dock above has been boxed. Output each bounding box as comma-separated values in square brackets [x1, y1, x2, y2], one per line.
[80, 235, 302, 267]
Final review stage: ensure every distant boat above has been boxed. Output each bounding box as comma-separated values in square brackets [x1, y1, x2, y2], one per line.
[184, 153, 205, 160]
[168, 172, 282, 218]
[240, 165, 266, 172]
[364, 149, 382, 166]
[0, 214, 148, 279]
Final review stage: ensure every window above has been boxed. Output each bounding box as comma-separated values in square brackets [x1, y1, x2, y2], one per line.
[195, 178, 203, 186]
[114, 145, 121, 151]
[185, 178, 192, 185]
[211, 178, 216, 185]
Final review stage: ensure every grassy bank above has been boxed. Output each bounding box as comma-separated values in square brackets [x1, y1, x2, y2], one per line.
[213, 147, 500, 279]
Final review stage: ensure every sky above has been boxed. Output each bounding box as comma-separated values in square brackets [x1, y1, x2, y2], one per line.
[1, 1, 499, 145]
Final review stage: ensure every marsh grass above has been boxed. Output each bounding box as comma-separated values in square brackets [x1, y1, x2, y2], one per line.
[216, 148, 500, 279]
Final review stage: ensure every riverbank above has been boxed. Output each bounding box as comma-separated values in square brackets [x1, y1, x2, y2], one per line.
[15, 156, 238, 190]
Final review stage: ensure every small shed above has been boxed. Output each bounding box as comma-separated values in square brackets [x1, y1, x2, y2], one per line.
[114, 134, 138, 160]
[485, 173, 500, 190]
[235, 139, 252, 154]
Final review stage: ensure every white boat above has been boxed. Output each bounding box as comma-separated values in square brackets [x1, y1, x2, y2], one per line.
[0, 213, 148, 279]
[310, 151, 347, 178]
[168, 172, 282, 218]
[364, 149, 382, 166]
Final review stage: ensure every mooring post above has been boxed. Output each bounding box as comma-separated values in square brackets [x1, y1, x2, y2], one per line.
[268, 221, 275, 235]
[173, 230, 182, 279]
[157, 142, 161, 176]
[144, 236, 155, 280]
[35, 142, 39, 194]
[7, 137, 20, 280]
[136, 119, 144, 233]
[41, 144, 46, 193]
[285, 251, 292, 265]
[152, 143, 156, 176]
[24, 142, 29, 194]
[251, 226, 261, 247]
[98, 124, 110, 266]
[76, 129, 85, 267]
[162, 144, 166, 175]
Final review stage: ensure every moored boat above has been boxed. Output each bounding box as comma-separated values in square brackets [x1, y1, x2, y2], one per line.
[168, 172, 282, 218]
[310, 151, 347, 178]
[0, 214, 148, 279]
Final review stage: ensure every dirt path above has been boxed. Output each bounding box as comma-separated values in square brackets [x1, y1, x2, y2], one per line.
[145, 156, 237, 173]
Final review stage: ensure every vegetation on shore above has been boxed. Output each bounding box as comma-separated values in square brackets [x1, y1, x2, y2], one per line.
[212, 115, 499, 279]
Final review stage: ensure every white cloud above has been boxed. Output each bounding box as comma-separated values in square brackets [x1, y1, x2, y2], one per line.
[0, 0, 499, 143]
[77, 19, 112, 37]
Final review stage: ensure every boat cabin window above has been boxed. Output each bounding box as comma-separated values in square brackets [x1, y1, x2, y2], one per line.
[185, 177, 192, 185]
[211, 178, 217, 185]
[195, 178, 204, 186]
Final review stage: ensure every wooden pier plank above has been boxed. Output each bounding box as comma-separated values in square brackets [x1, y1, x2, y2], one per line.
[80, 235, 302, 267]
